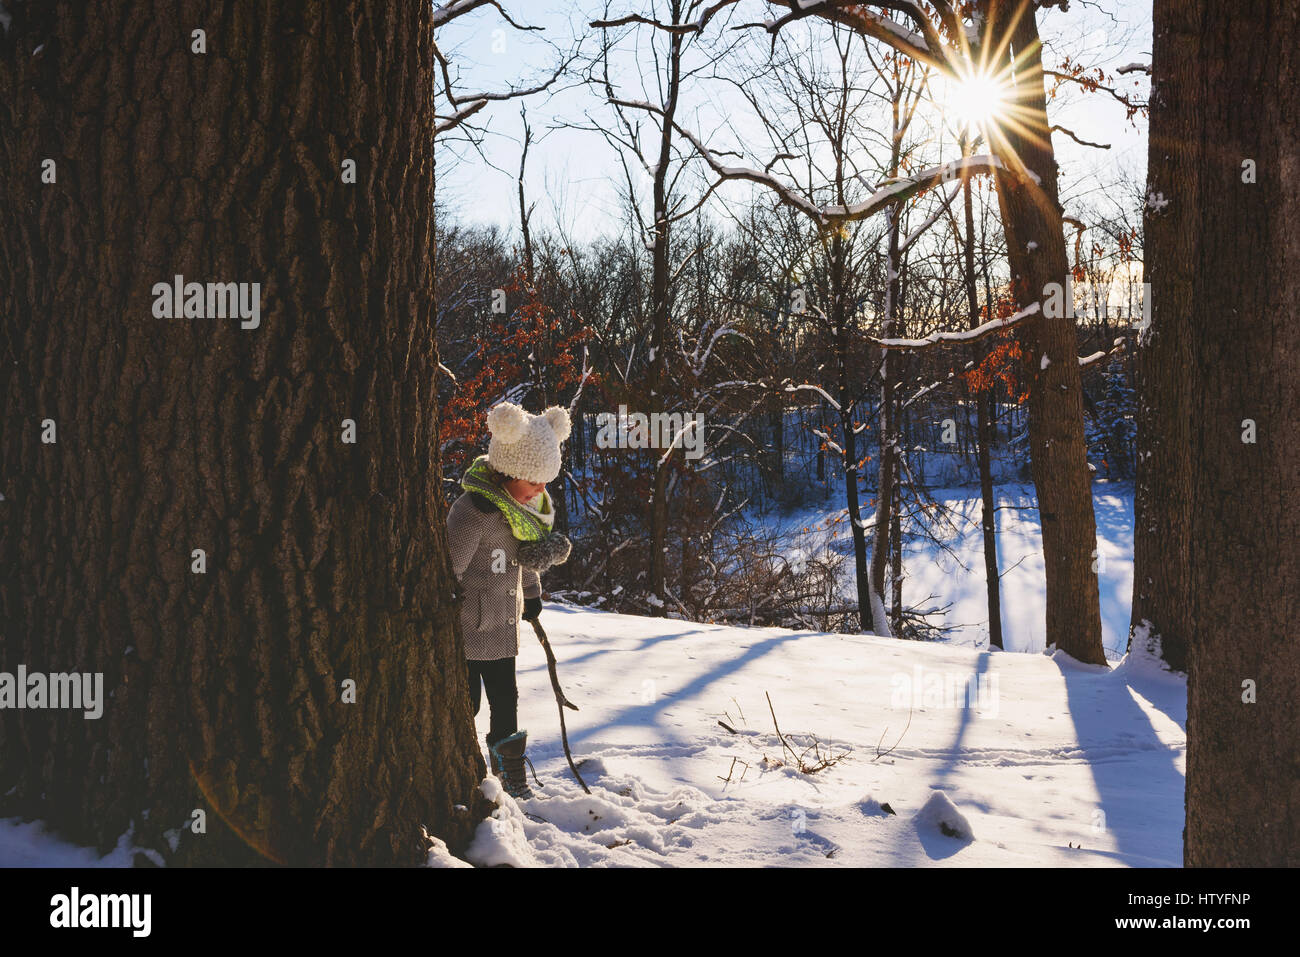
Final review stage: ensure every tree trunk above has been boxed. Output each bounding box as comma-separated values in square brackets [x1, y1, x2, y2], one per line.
[869, 207, 901, 637]
[890, 468, 903, 627]
[0, 0, 490, 865]
[1128, 3, 1195, 673]
[964, 165, 1003, 650]
[842, 414, 872, 633]
[870, 84, 907, 637]
[1147, 0, 1299, 867]
[985, 2, 1105, 663]
[646, 20, 682, 617]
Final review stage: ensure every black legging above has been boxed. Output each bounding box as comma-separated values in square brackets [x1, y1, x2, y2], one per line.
[466, 657, 518, 747]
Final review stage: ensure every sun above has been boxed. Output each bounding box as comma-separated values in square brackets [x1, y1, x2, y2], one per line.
[948, 70, 1006, 132]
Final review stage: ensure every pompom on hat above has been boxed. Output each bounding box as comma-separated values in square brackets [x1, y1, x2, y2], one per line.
[486, 402, 571, 484]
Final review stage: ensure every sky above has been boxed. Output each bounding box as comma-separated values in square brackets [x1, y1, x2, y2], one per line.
[434, 0, 1152, 243]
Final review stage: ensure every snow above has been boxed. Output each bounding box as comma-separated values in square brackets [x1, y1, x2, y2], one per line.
[3, 485, 1183, 869]
[450, 484, 1180, 868]
[426, 836, 474, 868]
[879, 302, 1040, 349]
[433, 0, 484, 27]
[453, 568, 1182, 866]
[913, 791, 974, 844]
[0, 819, 147, 867]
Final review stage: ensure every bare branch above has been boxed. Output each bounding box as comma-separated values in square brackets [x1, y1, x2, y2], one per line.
[1051, 124, 1110, 150]
[592, 1, 741, 35]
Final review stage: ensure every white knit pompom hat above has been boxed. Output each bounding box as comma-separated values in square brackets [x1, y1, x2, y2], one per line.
[486, 401, 571, 484]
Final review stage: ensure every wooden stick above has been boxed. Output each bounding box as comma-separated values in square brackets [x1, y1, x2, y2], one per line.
[530, 617, 590, 794]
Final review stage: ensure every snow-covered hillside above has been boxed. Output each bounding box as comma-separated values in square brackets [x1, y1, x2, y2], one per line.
[453, 602, 1185, 867]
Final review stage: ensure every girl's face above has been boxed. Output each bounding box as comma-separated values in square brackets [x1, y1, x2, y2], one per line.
[503, 477, 546, 504]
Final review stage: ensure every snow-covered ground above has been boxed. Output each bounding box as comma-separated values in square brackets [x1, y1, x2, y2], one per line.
[455, 482, 1183, 867]
[4, 484, 1185, 869]
[458, 600, 1185, 867]
[769, 481, 1135, 657]
[902, 482, 1136, 658]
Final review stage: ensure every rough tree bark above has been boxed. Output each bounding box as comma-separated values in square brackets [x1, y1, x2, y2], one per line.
[1145, 0, 1299, 866]
[985, 0, 1105, 663]
[0, 0, 490, 865]
[1128, 4, 1195, 673]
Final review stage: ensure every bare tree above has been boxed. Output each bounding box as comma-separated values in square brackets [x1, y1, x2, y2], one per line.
[746, 0, 1107, 663]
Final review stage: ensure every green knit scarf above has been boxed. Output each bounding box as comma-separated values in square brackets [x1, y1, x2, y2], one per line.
[461, 454, 556, 542]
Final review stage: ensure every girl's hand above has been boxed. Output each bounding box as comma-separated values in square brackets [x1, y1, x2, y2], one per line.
[522, 596, 542, 621]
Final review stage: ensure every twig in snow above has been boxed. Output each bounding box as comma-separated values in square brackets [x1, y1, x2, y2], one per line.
[874, 703, 914, 762]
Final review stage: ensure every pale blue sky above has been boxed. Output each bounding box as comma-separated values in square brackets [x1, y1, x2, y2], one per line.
[435, 0, 1151, 241]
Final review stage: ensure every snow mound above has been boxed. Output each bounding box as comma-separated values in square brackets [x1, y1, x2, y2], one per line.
[1111, 620, 1185, 679]
[855, 795, 896, 818]
[425, 836, 472, 868]
[913, 791, 974, 842]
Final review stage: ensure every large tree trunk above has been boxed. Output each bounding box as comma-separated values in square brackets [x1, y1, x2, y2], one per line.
[0, 0, 489, 865]
[1128, 6, 1196, 674]
[1147, 0, 1299, 867]
[985, 1, 1105, 663]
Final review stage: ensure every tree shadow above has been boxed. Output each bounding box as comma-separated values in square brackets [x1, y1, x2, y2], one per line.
[1054, 654, 1185, 866]
[562, 630, 803, 747]
[522, 606, 806, 752]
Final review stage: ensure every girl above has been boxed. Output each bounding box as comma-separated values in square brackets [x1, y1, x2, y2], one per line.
[446, 401, 572, 799]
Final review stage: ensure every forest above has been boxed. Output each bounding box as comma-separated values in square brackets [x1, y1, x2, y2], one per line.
[0, 0, 1294, 880]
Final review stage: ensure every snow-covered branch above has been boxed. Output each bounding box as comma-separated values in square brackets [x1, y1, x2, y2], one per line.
[434, 0, 542, 30]
[435, 99, 487, 136]
[876, 302, 1041, 350]
[755, 0, 950, 75]
[784, 382, 842, 412]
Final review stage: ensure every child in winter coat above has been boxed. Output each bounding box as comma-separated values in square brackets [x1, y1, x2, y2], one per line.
[446, 401, 572, 799]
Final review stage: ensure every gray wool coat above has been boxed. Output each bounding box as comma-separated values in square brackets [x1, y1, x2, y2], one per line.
[446, 490, 543, 661]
